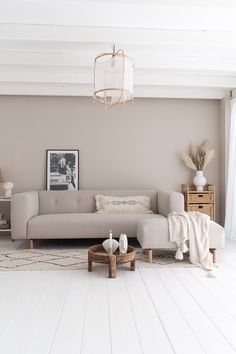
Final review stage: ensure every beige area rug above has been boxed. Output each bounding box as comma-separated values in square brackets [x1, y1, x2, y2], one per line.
[0, 236, 194, 271]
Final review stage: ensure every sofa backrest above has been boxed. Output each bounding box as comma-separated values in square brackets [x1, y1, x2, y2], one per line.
[38, 190, 158, 215]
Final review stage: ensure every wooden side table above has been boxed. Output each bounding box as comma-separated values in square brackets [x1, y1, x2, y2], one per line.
[182, 184, 215, 221]
[88, 244, 136, 278]
[0, 197, 12, 236]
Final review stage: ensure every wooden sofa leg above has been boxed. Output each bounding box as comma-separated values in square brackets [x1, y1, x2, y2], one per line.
[29, 240, 34, 249]
[211, 249, 217, 264]
[210, 248, 217, 263]
[148, 249, 153, 264]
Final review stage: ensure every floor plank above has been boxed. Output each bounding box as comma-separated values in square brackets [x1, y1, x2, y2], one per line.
[220, 252, 236, 269]
[17, 272, 73, 354]
[190, 268, 236, 320]
[214, 266, 236, 297]
[81, 269, 111, 354]
[158, 268, 235, 354]
[107, 270, 143, 354]
[140, 268, 205, 354]
[173, 268, 236, 351]
[124, 270, 174, 354]
[0, 272, 53, 354]
[0, 272, 39, 334]
[49, 270, 90, 354]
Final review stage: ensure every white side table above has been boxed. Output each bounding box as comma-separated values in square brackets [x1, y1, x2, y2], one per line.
[0, 197, 11, 236]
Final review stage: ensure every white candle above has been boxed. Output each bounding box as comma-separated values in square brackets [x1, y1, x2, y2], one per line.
[109, 229, 112, 253]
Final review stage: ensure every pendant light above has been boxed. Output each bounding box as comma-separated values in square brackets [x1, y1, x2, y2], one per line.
[93, 45, 134, 108]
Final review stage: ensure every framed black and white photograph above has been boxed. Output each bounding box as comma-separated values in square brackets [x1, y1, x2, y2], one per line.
[46, 149, 79, 191]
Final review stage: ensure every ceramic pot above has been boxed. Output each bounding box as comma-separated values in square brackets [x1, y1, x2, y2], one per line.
[119, 233, 128, 254]
[193, 171, 206, 191]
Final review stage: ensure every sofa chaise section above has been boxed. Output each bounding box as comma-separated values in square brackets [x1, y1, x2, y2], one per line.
[137, 217, 225, 263]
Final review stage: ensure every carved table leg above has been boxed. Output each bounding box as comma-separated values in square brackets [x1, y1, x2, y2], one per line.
[109, 255, 116, 278]
[88, 257, 92, 272]
[130, 259, 135, 271]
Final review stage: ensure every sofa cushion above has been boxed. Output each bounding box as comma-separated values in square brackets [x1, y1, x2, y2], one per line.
[95, 195, 153, 214]
[28, 213, 161, 239]
[38, 190, 159, 215]
[39, 191, 96, 214]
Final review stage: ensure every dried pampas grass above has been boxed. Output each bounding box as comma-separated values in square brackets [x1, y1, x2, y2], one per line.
[203, 149, 215, 169]
[182, 152, 197, 171]
[182, 140, 215, 171]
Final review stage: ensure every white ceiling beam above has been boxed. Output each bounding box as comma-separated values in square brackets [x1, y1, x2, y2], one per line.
[3, 0, 236, 7]
[1, 2, 236, 31]
[2, 51, 236, 73]
[0, 68, 235, 89]
[0, 82, 92, 97]
[2, 40, 236, 58]
[134, 86, 227, 99]
[135, 73, 236, 88]
[0, 82, 227, 99]
[1, 25, 236, 48]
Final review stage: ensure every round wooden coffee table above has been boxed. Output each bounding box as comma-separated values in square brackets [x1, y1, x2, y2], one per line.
[88, 244, 136, 278]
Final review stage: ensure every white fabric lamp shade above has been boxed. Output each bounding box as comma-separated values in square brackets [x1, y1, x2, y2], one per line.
[93, 48, 134, 108]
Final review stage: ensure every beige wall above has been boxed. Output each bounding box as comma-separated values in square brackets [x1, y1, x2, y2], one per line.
[0, 96, 220, 217]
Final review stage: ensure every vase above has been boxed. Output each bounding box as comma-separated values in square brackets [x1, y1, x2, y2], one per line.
[102, 239, 119, 254]
[193, 171, 206, 191]
[3, 182, 14, 197]
[119, 233, 128, 254]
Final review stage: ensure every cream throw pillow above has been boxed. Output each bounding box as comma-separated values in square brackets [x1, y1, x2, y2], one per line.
[95, 195, 153, 214]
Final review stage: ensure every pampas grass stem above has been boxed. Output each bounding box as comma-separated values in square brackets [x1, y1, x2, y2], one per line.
[182, 140, 215, 171]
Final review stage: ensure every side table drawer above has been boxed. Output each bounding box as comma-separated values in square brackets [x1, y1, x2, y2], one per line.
[188, 193, 213, 203]
[188, 204, 212, 218]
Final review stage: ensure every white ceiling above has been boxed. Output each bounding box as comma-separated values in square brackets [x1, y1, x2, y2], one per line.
[1, 0, 236, 98]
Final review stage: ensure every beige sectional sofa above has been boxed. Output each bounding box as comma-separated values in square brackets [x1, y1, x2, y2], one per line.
[11, 189, 225, 262]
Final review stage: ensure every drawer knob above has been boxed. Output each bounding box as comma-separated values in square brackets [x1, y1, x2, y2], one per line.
[198, 206, 203, 209]
[198, 195, 203, 197]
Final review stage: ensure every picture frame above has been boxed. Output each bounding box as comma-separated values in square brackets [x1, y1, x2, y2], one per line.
[46, 149, 79, 191]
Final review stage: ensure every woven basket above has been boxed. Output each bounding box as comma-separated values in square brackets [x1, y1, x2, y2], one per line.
[0, 224, 10, 229]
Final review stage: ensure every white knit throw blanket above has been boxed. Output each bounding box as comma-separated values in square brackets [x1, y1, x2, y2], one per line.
[168, 211, 213, 271]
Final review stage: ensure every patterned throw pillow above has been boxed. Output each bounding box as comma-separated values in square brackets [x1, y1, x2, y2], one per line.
[95, 195, 153, 214]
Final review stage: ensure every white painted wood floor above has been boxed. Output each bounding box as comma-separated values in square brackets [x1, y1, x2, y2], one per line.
[1, 242, 236, 354]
